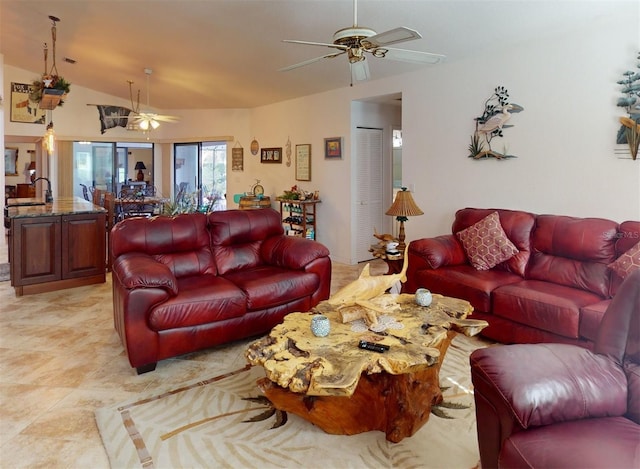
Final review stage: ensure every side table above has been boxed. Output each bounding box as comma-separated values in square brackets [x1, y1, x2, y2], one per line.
[369, 244, 404, 274]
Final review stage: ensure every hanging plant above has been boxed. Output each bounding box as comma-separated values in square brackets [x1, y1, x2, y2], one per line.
[30, 16, 71, 107]
[29, 75, 71, 105]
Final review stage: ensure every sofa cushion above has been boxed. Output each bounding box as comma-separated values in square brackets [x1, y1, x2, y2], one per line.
[580, 299, 611, 342]
[411, 264, 522, 313]
[500, 417, 640, 469]
[452, 208, 535, 276]
[456, 211, 519, 270]
[611, 221, 640, 295]
[609, 241, 640, 280]
[148, 276, 246, 330]
[224, 266, 320, 310]
[528, 215, 618, 297]
[208, 209, 285, 275]
[111, 213, 216, 278]
[493, 280, 604, 339]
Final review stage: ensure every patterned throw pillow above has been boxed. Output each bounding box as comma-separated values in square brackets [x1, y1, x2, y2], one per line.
[608, 241, 640, 279]
[456, 211, 519, 270]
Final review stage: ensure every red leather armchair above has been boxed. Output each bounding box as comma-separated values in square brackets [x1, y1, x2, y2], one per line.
[470, 269, 640, 468]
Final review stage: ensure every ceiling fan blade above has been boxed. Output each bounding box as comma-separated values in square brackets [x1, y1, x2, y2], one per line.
[283, 39, 347, 50]
[361, 27, 421, 49]
[382, 47, 446, 64]
[350, 60, 370, 82]
[279, 51, 345, 72]
[154, 115, 180, 122]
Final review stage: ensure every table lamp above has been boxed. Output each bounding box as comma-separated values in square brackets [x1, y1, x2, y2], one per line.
[28, 161, 36, 183]
[134, 161, 147, 181]
[385, 187, 424, 252]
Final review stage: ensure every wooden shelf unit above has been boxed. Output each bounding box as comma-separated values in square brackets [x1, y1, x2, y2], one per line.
[277, 198, 320, 240]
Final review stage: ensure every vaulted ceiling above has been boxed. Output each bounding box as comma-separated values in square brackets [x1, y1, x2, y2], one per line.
[1, 1, 617, 110]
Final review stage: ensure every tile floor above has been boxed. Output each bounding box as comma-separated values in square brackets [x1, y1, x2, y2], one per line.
[0, 232, 387, 468]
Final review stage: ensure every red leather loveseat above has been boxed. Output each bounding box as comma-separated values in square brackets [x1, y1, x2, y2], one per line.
[403, 208, 639, 348]
[111, 209, 331, 373]
[469, 268, 640, 468]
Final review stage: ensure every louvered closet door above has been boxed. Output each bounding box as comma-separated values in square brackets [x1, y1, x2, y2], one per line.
[355, 127, 384, 262]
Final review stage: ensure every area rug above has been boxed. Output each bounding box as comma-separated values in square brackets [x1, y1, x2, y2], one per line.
[96, 335, 487, 469]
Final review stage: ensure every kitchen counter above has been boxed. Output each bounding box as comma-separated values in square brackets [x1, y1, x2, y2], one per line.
[6, 197, 105, 217]
[7, 197, 107, 296]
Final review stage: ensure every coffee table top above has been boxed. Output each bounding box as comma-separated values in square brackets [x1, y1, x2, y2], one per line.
[245, 293, 486, 397]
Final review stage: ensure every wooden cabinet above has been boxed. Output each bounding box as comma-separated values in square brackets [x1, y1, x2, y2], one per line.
[278, 198, 320, 240]
[10, 212, 106, 296]
[16, 184, 36, 198]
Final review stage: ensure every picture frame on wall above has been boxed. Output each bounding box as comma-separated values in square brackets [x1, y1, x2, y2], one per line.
[324, 137, 343, 159]
[260, 147, 282, 163]
[10, 83, 46, 124]
[5, 147, 19, 176]
[295, 144, 311, 181]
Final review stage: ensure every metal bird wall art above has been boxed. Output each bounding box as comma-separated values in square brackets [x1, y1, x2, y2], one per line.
[468, 86, 524, 160]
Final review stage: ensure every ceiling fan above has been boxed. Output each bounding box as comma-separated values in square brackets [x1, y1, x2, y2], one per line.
[126, 68, 179, 131]
[279, 0, 445, 83]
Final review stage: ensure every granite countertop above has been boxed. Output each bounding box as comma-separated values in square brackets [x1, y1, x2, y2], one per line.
[6, 197, 106, 218]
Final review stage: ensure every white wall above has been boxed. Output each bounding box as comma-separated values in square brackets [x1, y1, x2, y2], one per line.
[4, 4, 639, 265]
[248, 4, 640, 263]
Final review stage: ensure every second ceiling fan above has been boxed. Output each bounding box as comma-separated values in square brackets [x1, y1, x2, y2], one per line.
[279, 0, 445, 83]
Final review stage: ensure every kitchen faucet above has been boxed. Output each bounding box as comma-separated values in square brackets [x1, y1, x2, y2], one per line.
[33, 177, 53, 203]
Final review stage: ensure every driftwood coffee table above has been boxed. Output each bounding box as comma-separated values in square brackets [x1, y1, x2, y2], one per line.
[245, 293, 487, 442]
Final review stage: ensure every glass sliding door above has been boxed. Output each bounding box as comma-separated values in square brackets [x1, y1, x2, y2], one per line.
[72, 141, 153, 199]
[174, 141, 227, 211]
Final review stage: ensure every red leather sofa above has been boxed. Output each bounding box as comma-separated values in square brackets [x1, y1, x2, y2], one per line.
[403, 208, 639, 348]
[110, 209, 331, 373]
[469, 268, 640, 468]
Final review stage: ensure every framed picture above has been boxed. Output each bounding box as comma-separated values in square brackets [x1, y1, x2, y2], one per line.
[324, 137, 343, 159]
[295, 144, 311, 181]
[10, 82, 46, 124]
[5, 148, 19, 176]
[260, 147, 282, 164]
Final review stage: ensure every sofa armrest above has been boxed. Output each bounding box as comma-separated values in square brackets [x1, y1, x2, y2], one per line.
[112, 252, 179, 296]
[261, 236, 330, 270]
[470, 344, 628, 429]
[409, 234, 467, 269]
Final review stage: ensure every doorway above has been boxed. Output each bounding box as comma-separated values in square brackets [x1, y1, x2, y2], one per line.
[352, 93, 402, 263]
[355, 127, 384, 262]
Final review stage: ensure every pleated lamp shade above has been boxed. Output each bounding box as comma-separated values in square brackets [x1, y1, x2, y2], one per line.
[385, 187, 423, 252]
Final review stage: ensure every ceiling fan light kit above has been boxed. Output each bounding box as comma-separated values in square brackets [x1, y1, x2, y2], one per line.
[279, 0, 445, 83]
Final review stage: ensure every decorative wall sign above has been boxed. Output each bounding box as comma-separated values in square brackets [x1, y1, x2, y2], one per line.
[468, 86, 523, 160]
[232, 145, 244, 171]
[10, 83, 46, 123]
[285, 137, 292, 167]
[295, 144, 311, 181]
[324, 137, 343, 159]
[260, 147, 282, 163]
